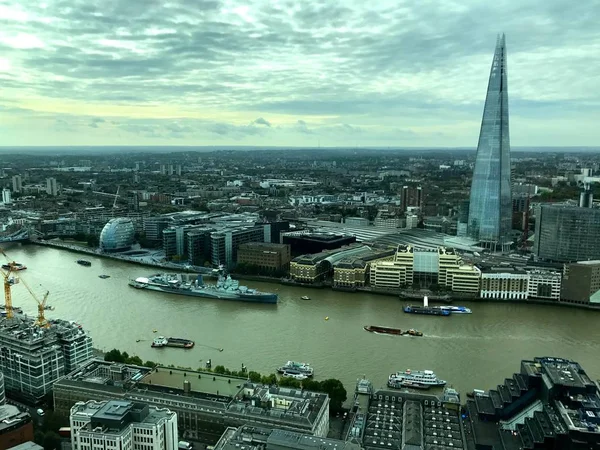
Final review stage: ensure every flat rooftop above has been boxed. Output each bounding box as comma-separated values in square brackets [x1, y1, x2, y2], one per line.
[536, 357, 591, 389]
[141, 367, 245, 398]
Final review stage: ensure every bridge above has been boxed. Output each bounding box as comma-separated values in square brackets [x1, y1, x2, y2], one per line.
[0, 227, 43, 244]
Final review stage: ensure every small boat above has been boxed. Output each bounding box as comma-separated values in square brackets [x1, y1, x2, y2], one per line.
[1, 262, 26, 271]
[76, 260, 91, 267]
[301, 296, 311, 300]
[44, 305, 54, 311]
[277, 361, 314, 377]
[282, 371, 308, 380]
[438, 305, 472, 314]
[98, 274, 110, 279]
[363, 325, 423, 337]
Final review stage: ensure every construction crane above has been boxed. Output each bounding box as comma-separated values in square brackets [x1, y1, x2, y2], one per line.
[0, 248, 18, 319]
[113, 185, 120, 209]
[18, 275, 50, 328]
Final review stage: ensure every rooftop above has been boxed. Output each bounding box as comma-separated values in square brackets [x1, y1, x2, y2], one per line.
[0, 404, 31, 433]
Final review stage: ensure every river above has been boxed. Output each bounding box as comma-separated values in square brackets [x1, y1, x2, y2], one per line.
[4, 243, 600, 395]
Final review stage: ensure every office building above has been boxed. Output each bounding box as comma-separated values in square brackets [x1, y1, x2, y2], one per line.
[467, 35, 512, 252]
[332, 248, 395, 289]
[46, 177, 58, 196]
[479, 269, 529, 300]
[143, 216, 172, 242]
[534, 204, 600, 262]
[266, 221, 290, 244]
[466, 356, 600, 449]
[163, 225, 200, 260]
[2, 188, 11, 205]
[561, 261, 600, 305]
[54, 360, 330, 442]
[237, 242, 291, 273]
[211, 226, 267, 268]
[282, 233, 356, 256]
[369, 245, 481, 293]
[0, 315, 93, 404]
[12, 175, 22, 193]
[99, 218, 135, 252]
[215, 426, 360, 450]
[527, 270, 561, 300]
[187, 228, 214, 266]
[0, 372, 4, 405]
[0, 405, 34, 449]
[456, 200, 469, 237]
[70, 400, 178, 450]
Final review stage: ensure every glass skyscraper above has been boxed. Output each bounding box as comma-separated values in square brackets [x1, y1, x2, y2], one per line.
[468, 34, 512, 252]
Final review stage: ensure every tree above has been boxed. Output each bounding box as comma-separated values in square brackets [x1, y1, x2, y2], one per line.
[319, 379, 347, 413]
[248, 371, 262, 383]
[213, 365, 226, 374]
[104, 349, 125, 363]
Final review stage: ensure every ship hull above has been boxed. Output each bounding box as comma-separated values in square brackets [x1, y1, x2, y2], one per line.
[388, 381, 446, 390]
[403, 306, 450, 316]
[130, 281, 278, 304]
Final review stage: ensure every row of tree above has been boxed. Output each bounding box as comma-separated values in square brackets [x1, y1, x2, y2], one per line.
[104, 349, 347, 412]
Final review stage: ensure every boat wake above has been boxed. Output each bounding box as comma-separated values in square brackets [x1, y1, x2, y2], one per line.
[425, 334, 562, 343]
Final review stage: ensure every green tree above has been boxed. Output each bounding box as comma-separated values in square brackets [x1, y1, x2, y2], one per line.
[213, 365, 226, 374]
[248, 371, 262, 382]
[320, 379, 347, 412]
[43, 431, 61, 450]
[104, 349, 125, 363]
[128, 355, 144, 366]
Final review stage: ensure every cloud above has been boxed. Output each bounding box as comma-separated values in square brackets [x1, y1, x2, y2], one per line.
[0, 0, 598, 146]
[252, 117, 271, 127]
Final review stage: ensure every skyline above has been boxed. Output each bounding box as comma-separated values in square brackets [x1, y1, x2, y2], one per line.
[1, 0, 599, 147]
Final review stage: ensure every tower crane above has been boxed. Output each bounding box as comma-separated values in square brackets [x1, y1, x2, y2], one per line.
[0, 248, 18, 319]
[113, 185, 120, 209]
[18, 276, 50, 328]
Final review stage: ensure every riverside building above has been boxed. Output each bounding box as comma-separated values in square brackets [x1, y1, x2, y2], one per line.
[0, 315, 93, 404]
[54, 360, 330, 442]
[70, 400, 178, 450]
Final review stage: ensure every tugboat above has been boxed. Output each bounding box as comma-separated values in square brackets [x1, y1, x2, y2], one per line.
[363, 325, 423, 337]
[151, 336, 194, 349]
[77, 259, 92, 267]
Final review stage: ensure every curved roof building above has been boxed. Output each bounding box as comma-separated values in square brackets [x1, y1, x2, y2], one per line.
[100, 218, 135, 252]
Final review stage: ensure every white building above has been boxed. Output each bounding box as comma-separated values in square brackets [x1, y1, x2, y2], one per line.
[406, 214, 419, 229]
[46, 177, 58, 196]
[1, 188, 11, 204]
[71, 400, 178, 450]
[480, 272, 529, 300]
[527, 270, 561, 300]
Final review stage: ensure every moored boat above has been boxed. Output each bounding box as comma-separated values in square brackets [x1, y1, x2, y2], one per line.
[129, 272, 277, 304]
[403, 305, 451, 316]
[277, 361, 314, 377]
[438, 305, 472, 314]
[388, 369, 446, 390]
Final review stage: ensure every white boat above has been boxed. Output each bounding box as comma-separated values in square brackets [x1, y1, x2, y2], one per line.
[277, 361, 314, 377]
[388, 369, 446, 389]
[438, 305, 472, 314]
[151, 336, 168, 347]
[282, 371, 308, 380]
[301, 296, 311, 300]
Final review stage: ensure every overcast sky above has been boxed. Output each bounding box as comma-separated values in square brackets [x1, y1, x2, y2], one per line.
[0, 0, 598, 147]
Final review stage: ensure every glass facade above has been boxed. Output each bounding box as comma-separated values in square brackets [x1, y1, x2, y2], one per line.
[100, 218, 135, 252]
[534, 204, 600, 262]
[468, 34, 512, 251]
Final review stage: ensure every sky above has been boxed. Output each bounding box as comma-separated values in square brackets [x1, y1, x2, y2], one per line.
[0, 0, 599, 148]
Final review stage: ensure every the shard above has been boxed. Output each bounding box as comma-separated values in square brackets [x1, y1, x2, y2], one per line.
[467, 34, 512, 252]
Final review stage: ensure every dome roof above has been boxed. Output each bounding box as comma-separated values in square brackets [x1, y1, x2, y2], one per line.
[100, 218, 135, 252]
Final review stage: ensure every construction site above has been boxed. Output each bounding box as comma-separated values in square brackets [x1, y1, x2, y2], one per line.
[0, 248, 94, 404]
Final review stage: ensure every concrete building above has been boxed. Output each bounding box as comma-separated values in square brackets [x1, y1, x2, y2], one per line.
[70, 400, 178, 450]
[405, 214, 419, 229]
[54, 360, 330, 442]
[12, 175, 22, 193]
[369, 245, 480, 293]
[400, 186, 423, 212]
[289, 253, 332, 284]
[211, 226, 268, 268]
[282, 233, 356, 257]
[163, 225, 215, 261]
[0, 405, 34, 449]
[561, 261, 600, 305]
[0, 315, 93, 404]
[2, 188, 11, 205]
[332, 248, 395, 289]
[187, 228, 214, 266]
[344, 217, 369, 227]
[143, 216, 172, 242]
[534, 204, 600, 262]
[215, 426, 360, 450]
[0, 372, 5, 405]
[527, 270, 561, 301]
[480, 270, 529, 300]
[237, 242, 291, 273]
[46, 177, 58, 196]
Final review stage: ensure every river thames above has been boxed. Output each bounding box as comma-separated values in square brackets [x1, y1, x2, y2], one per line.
[4, 243, 600, 395]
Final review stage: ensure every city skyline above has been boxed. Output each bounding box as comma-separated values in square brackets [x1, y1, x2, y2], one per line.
[0, 0, 599, 147]
[468, 35, 513, 252]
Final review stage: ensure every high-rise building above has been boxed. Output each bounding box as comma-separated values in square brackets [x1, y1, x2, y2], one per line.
[46, 177, 58, 196]
[1, 189, 11, 205]
[70, 400, 178, 450]
[534, 204, 600, 262]
[467, 34, 512, 252]
[0, 316, 93, 404]
[11, 175, 22, 193]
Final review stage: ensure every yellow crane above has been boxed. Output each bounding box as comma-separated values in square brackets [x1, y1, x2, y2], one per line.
[18, 276, 50, 328]
[0, 248, 18, 319]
